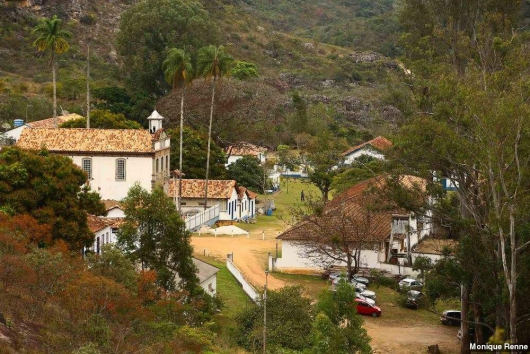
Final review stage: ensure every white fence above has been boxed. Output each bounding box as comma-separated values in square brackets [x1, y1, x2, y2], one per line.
[185, 204, 220, 231]
[226, 255, 260, 303]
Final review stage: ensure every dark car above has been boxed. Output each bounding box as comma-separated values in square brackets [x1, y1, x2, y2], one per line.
[440, 310, 461, 326]
[405, 290, 424, 309]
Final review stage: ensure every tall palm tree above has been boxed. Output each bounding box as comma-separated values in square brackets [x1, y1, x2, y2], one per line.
[162, 48, 193, 214]
[197, 45, 233, 209]
[33, 15, 72, 127]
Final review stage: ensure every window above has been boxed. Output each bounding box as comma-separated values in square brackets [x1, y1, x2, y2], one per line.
[82, 158, 92, 180]
[156, 158, 159, 173]
[166, 155, 169, 171]
[116, 159, 126, 181]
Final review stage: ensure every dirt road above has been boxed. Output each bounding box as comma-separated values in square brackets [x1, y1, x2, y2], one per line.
[192, 225, 461, 354]
[191, 227, 287, 290]
[364, 320, 460, 353]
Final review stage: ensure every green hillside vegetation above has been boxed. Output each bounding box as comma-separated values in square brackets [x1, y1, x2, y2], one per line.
[0, 0, 403, 147]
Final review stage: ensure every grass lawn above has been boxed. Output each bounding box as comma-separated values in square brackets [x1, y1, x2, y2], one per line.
[364, 283, 460, 326]
[193, 255, 252, 318]
[272, 272, 328, 299]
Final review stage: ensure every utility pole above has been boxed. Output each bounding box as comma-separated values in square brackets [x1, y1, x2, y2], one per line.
[86, 43, 90, 128]
[263, 270, 268, 354]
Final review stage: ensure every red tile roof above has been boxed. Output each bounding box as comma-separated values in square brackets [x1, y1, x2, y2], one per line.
[342, 136, 393, 157]
[101, 200, 124, 211]
[17, 128, 155, 154]
[278, 175, 425, 243]
[226, 142, 268, 157]
[167, 179, 237, 199]
[87, 215, 121, 233]
[26, 113, 83, 128]
[236, 186, 259, 200]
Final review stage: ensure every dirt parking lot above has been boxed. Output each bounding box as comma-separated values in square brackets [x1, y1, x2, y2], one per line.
[192, 228, 460, 354]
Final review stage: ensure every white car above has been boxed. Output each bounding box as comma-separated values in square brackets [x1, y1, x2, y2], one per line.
[359, 289, 376, 300]
[356, 292, 375, 306]
[399, 278, 423, 289]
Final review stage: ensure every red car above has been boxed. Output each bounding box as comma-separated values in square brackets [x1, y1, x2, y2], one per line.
[355, 298, 382, 317]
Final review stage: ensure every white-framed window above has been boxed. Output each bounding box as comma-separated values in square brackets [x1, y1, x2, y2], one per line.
[156, 158, 159, 173]
[81, 158, 92, 180]
[116, 158, 126, 181]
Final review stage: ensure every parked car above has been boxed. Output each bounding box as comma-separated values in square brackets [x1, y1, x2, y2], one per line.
[358, 288, 376, 300]
[355, 299, 381, 317]
[355, 292, 375, 306]
[353, 275, 370, 286]
[405, 290, 424, 309]
[440, 310, 461, 326]
[399, 278, 423, 290]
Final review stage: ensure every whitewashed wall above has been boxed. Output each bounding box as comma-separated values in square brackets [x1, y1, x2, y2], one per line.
[200, 274, 218, 296]
[344, 148, 385, 164]
[91, 225, 117, 255]
[71, 155, 153, 201]
[5, 125, 26, 141]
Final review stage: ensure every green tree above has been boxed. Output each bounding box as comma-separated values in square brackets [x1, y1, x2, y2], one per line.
[227, 155, 268, 193]
[0, 147, 104, 249]
[312, 282, 372, 353]
[60, 109, 142, 129]
[168, 127, 226, 180]
[32, 15, 72, 123]
[91, 86, 133, 118]
[117, 184, 198, 292]
[87, 244, 139, 293]
[306, 131, 349, 200]
[116, 0, 217, 121]
[163, 48, 194, 213]
[231, 60, 259, 80]
[196, 45, 233, 208]
[234, 286, 312, 352]
[331, 156, 386, 195]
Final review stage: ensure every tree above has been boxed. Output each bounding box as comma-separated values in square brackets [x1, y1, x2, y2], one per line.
[331, 156, 386, 195]
[234, 286, 312, 352]
[196, 45, 233, 208]
[227, 155, 269, 193]
[32, 15, 72, 124]
[116, 0, 217, 121]
[163, 48, 194, 213]
[92, 86, 133, 118]
[312, 282, 372, 353]
[306, 131, 349, 200]
[117, 184, 198, 292]
[231, 60, 259, 80]
[287, 189, 387, 280]
[86, 245, 139, 293]
[60, 109, 142, 129]
[168, 127, 226, 180]
[394, 0, 530, 345]
[0, 147, 104, 250]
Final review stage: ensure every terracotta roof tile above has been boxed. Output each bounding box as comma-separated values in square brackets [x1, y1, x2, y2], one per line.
[167, 179, 237, 199]
[342, 136, 393, 157]
[87, 215, 120, 233]
[101, 200, 124, 211]
[226, 142, 267, 157]
[278, 175, 426, 243]
[16, 128, 154, 153]
[26, 113, 83, 129]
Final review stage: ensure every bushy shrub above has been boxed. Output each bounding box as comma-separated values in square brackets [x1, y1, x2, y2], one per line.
[370, 269, 399, 291]
[80, 13, 97, 25]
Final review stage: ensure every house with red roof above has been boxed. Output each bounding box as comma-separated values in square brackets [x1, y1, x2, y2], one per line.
[226, 142, 268, 165]
[270, 175, 435, 275]
[4, 113, 83, 142]
[342, 136, 393, 164]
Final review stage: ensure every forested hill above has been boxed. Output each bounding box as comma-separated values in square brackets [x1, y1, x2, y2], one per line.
[0, 0, 403, 147]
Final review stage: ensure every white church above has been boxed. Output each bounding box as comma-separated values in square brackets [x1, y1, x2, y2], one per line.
[16, 110, 170, 201]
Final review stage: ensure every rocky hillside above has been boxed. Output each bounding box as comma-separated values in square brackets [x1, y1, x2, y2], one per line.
[0, 0, 405, 144]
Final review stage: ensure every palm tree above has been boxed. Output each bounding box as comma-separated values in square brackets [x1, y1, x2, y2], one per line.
[162, 48, 193, 214]
[197, 45, 233, 209]
[33, 15, 72, 127]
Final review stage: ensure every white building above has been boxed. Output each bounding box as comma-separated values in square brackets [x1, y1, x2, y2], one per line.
[342, 136, 392, 164]
[5, 113, 83, 142]
[271, 175, 437, 276]
[225, 142, 268, 165]
[87, 215, 121, 255]
[166, 179, 257, 222]
[16, 110, 170, 201]
[193, 258, 220, 296]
